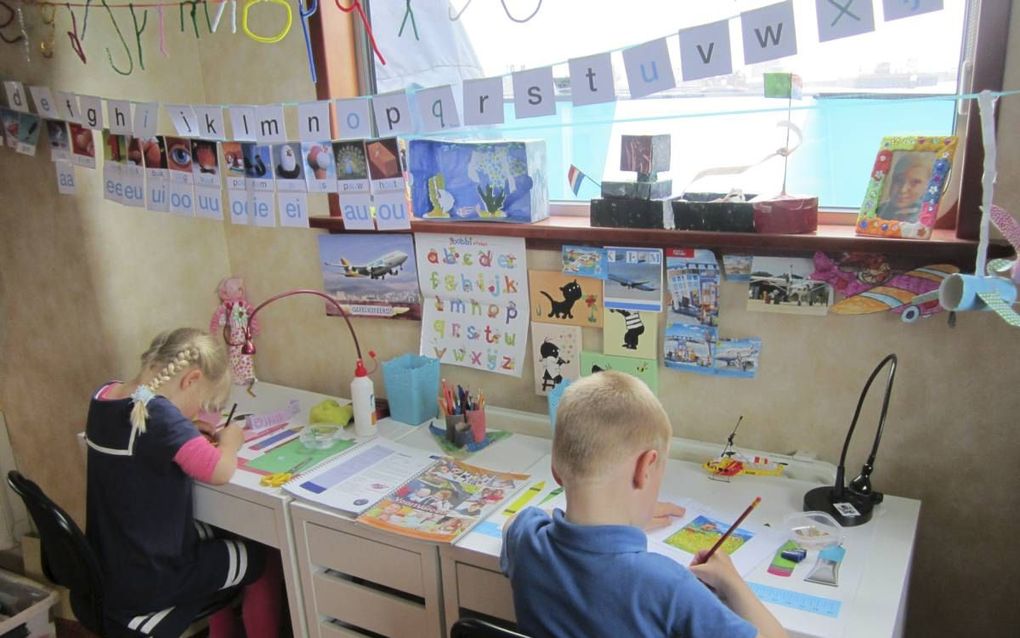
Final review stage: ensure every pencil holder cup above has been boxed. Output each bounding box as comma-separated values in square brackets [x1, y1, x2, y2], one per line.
[547, 379, 572, 431]
[445, 414, 471, 447]
[466, 408, 486, 443]
[382, 354, 440, 426]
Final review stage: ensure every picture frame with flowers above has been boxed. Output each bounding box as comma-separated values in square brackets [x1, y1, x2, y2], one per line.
[855, 136, 958, 240]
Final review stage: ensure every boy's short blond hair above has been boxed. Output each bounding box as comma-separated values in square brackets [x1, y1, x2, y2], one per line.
[552, 371, 671, 481]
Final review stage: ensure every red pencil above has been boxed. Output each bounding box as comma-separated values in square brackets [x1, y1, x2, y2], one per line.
[704, 496, 762, 561]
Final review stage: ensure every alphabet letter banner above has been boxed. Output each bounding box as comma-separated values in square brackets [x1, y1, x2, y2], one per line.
[415, 234, 529, 377]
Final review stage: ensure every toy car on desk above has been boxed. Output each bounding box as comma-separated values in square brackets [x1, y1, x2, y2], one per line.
[704, 454, 785, 478]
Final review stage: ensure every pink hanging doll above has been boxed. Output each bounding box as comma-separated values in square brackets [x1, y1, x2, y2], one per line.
[210, 276, 259, 385]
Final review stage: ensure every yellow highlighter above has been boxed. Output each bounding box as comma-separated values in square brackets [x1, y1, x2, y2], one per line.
[503, 481, 545, 516]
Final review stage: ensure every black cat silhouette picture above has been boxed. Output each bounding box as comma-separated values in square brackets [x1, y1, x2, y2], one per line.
[540, 280, 583, 319]
[610, 309, 645, 349]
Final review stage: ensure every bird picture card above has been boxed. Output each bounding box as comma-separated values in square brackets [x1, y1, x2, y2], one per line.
[318, 234, 421, 320]
[416, 234, 530, 377]
[562, 245, 608, 279]
[13, 112, 40, 156]
[665, 249, 720, 328]
[605, 247, 664, 312]
[531, 322, 581, 396]
[528, 271, 603, 328]
[580, 351, 658, 393]
[68, 122, 95, 169]
[748, 257, 834, 316]
[604, 309, 658, 360]
[663, 324, 761, 378]
[334, 140, 374, 231]
[45, 120, 69, 162]
[302, 142, 337, 193]
[242, 142, 275, 192]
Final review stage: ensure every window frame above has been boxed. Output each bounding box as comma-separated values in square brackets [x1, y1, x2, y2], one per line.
[310, 1, 1011, 246]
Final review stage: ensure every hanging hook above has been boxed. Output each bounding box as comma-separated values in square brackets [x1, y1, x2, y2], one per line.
[334, 0, 385, 65]
[101, 0, 133, 74]
[298, 0, 319, 83]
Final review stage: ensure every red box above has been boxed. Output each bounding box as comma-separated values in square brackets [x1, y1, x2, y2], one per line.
[753, 195, 818, 234]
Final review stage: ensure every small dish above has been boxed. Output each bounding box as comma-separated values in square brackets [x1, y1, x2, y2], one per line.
[299, 423, 344, 450]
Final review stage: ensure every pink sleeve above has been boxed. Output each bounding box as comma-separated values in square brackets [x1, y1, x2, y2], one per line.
[173, 437, 223, 483]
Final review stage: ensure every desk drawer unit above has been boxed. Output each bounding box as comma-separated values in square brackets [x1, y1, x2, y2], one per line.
[291, 503, 445, 638]
[193, 484, 279, 548]
[454, 563, 515, 622]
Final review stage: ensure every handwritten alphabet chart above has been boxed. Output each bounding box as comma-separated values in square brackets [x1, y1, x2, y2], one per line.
[415, 234, 529, 377]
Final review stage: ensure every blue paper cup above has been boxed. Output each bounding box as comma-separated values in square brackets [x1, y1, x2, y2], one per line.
[382, 354, 440, 425]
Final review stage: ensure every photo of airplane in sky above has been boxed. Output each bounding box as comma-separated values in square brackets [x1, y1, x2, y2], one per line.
[324, 250, 409, 280]
[607, 273, 658, 291]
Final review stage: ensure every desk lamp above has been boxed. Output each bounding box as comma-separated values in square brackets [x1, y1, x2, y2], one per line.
[234, 288, 377, 434]
[803, 353, 897, 527]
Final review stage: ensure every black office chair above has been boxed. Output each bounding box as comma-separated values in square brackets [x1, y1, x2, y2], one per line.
[6, 471, 232, 637]
[451, 617, 531, 638]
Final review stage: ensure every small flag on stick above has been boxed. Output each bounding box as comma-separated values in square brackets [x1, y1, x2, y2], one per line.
[567, 164, 599, 195]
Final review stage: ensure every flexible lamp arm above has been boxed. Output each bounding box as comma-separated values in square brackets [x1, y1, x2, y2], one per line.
[834, 353, 897, 498]
[239, 288, 363, 361]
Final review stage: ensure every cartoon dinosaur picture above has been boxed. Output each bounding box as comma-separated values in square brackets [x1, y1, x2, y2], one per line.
[611, 309, 645, 350]
[540, 280, 584, 319]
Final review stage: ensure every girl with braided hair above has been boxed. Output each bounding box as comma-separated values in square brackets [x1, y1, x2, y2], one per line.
[84, 328, 281, 638]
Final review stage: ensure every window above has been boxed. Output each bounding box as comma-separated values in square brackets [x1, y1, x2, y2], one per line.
[358, 1, 974, 212]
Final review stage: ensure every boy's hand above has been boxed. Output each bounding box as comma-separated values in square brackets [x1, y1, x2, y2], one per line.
[216, 423, 245, 452]
[689, 549, 743, 597]
[644, 501, 686, 531]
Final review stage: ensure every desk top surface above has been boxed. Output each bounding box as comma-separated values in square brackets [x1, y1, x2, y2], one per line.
[225, 381, 920, 638]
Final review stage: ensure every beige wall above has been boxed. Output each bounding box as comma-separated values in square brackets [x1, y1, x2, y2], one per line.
[2, 6, 1018, 637]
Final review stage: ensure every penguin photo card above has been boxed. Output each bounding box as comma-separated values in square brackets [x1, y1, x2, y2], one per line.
[531, 322, 581, 396]
[604, 309, 658, 360]
[273, 142, 307, 192]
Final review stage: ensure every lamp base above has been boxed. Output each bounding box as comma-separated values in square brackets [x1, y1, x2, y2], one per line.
[803, 486, 875, 527]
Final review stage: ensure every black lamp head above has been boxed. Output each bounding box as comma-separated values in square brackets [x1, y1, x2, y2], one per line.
[804, 354, 897, 527]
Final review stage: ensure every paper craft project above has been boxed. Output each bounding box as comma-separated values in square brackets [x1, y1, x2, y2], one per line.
[531, 322, 581, 395]
[605, 247, 664, 312]
[580, 351, 658, 393]
[416, 234, 529, 376]
[562, 245, 608, 279]
[722, 255, 752, 282]
[358, 457, 529, 543]
[319, 234, 421, 320]
[604, 310, 658, 360]
[528, 271, 603, 328]
[663, 325, 761, 378]
[666, 514, 754, 555]
[407, 138, 549, 223]
[666, 249, 719, 327]
[748, 257, 833, 316]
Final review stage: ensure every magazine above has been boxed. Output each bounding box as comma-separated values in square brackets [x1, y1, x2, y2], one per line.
[356, 458, 530, 543]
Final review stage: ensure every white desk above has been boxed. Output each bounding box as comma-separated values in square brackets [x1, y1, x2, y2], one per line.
[441, 455, 921, 638]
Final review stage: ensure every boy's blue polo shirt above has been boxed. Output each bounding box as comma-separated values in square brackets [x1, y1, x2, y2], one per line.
[501, 507, 757, 638]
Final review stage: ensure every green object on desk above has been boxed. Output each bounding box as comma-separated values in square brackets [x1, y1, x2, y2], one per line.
[245, 437, 357, 475]
[309, 399, 353, 427]
[427, 423, 512, 459]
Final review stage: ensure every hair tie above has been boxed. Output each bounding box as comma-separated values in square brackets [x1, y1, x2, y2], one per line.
[131, 384, 156, 406]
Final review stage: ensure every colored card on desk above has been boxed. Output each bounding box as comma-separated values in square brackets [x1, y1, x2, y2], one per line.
[241, 437, 357, 476]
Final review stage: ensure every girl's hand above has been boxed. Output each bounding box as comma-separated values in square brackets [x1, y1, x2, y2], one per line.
[645, 501, 686, 531]
[216, 423, 244, 452]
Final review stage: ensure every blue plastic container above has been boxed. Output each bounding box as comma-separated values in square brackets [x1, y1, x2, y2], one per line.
[547, 379, 572, 430]
[382, 354, 440, 426]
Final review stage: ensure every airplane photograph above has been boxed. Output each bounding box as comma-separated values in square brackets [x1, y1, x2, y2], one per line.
[317, 235, 421, 320]
[324, 250, 409, 280]
[607, 273, 658, 291]
[605, 247, 664, 312]
[747, 256, 833, 317]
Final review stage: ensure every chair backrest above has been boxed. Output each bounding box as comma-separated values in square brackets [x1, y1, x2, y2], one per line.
[451, 617, 531, 638]
[6, 471, 106, 633]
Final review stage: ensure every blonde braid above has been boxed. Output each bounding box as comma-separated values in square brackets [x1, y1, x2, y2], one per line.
[129, 346, 200, 434]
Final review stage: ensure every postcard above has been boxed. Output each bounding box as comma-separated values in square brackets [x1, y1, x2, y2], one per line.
[748, 257, 834, 316]
[531, 322, 582, 396]
[528, 271, 603, 328]
[562, 245, 608, 279]
[318, 234, 421, 320]
[665, 248, 719, 327]
[604, 247, 664, 312]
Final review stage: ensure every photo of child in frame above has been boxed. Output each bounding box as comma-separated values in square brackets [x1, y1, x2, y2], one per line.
[876, 151, 936, 223]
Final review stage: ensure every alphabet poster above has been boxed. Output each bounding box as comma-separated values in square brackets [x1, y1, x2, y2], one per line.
[531, 322, 581, 396]
[528, 271, 603, 328]
[580, 351, 658, 393]
[415, 234, 529, 377]
[604, 310, 658, 360]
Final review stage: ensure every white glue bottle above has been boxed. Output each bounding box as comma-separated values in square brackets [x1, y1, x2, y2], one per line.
[351, 358, 377, 437]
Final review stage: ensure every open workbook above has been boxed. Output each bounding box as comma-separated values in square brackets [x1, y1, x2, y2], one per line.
[284, 439, 530, 543]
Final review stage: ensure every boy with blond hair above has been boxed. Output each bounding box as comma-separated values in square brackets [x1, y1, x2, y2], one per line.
[501, 371, 786, 638]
